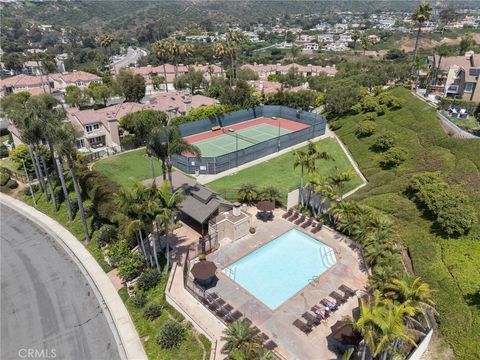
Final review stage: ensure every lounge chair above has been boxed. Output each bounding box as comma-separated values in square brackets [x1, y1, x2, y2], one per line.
[282, 208, 293, 219]
[293, 319, 312, 334]
[215, 298, 226, 307]
[259, 333, 269, 343]
[311, 306, 326, 320]
[208, 292, 219, 300]
[208, 301, 219, 311]
[216, 307, 227, 318]
[302, 312, 321, 325]
[251, 326, 261, 335]
[294, 214, 306, 225]
[225, 309, 242, 323]
[311, 221, 323, 234]
[288, 211, 300, 222]
[339, 284, 356, 298]
[231, 310, 243, 321]
[301, 218, 313, 229]
[264, 340, 278, 350]
[321, 298, 338, 311]
[330, 291, 347, 304]
[223, 304, 234, 313]
[243, 318, 252, 326]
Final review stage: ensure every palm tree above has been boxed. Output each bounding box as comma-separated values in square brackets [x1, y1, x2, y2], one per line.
[411, 2, 433, 75]
[351, 30, 361, 53]
[148, 125, 201, 189]
[153, 40, 171, 92]
[293, 149, 310, 206]
[290, 46, 300, 70]
[433, 44, 450, 85]
[213, 41, 228, 82]
[351, 208, 372, 244]
[54, 123, 91, 243]
[332, 200, 359, 233]
[225, 31, 245, 81]
[328, 168, 354, 199]
[237, 183, 259, 204]
[98, 33, 114, 57]
[180, 43, 194, 65]
[360, 35, 371, 55]
[164, 39, 181, 80]
[221, 320, 262, 357]
[259, 185, 281, 205]
[155, 180, 184, 272]
[364, 241, 395, 267]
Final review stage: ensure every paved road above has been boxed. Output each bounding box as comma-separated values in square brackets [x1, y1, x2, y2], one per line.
[1, 204, 121, 360]
[112, 47, 146, 68]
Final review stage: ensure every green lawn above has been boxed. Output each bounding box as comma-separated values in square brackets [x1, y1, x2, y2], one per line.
[332, 87, 480, 360]
[93, 148, 165, 188]
[207, 137, 364, 202]
[119, 275, 211, 360]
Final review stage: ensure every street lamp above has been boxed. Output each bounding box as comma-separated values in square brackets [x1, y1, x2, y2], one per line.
[272, 116, 281, 152]
[228, 128, 239, 167]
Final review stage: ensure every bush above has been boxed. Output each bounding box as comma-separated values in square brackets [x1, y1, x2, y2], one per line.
[0, 172, 10, 186]
[356, 121, 377, 137]
[7, 179, 18, 189]
[362, 113, 376, 122]
[156, 320, 185, 349]
[372, 133, 395, 151]
[0, 144, 8, 158]
[117, 252, 145, 282]
[143, 303, 163, 320]
[120, 135, 137, 151]
[95, 224, 118, 246]
[131, 294, 147, 308]
[408, 173, 477, 236]
[380, 147, 407, 168]
[375, 103, 387, 116]
[136, 269, 161, 292]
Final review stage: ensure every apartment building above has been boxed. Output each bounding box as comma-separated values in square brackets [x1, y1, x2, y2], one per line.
[241, 63, 337, 79]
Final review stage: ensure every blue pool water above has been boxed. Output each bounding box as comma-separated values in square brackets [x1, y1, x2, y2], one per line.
[223, 228, 336, 310]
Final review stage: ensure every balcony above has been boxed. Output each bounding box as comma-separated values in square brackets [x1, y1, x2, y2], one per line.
[84, 128, 106, 138]
[445, 85, 460, 94]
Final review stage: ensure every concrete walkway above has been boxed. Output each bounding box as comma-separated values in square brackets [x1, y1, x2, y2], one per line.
[166, 257, 227, 360]
[0, 194, 147, 360]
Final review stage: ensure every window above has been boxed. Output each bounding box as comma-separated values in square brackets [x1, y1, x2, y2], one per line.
[75, 80, 85, 86]
[85, 124, 100, 133]
[464, 82, 475, 93]
[76, 139, 85, 148]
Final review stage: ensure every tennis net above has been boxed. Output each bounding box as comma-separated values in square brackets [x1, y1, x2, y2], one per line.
[223, 128, 260, 145]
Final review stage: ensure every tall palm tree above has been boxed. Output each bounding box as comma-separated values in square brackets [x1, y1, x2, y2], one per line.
[237, 183, 259, 204]
[153, 40, 171, 92]
[98, 33, 114, 57]
[351, 208, 373, 244]
[293, 149, 310, 206]
[148, 125, 201, 189]
[180, 43, 194, 65]
[225, 31, 244, 81]
[221, 320, 262, 357]
[155, 180, 184, 272]
[164, 39, 181, 80]
[433, 43, 450, 85]
[290, 46, 300, 70]
[332, 200, 359, 233]
[54, 123, 91, 243]
[213, 41, 228, 82]
[351, 30, 361, 53]
[411, 2, 433, 75]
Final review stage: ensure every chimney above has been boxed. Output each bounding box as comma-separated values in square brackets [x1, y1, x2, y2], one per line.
[232, 202, 241, 217]
[183, 95, 191, 114]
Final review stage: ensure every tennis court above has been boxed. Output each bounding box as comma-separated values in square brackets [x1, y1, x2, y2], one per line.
[185, 117, 310, 157]
[193, 123, 291, 157]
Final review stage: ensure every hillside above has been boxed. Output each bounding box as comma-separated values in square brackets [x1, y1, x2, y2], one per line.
[332, 87, 480, 360]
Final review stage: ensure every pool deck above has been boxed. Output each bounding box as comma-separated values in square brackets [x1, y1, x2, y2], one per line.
[206, 208, 368, 360]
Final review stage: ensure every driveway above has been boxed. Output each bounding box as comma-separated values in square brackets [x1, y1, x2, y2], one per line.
[0, 204, 121, 360]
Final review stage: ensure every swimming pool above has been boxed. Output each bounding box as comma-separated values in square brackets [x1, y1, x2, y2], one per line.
[222, 228, 336, 310]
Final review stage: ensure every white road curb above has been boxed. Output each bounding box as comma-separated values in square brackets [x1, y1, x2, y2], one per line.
[0, 194, 147, 360]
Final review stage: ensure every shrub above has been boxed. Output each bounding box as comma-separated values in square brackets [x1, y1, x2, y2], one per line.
[7, 179, 18, 189]
[362, 113, 376, 122]
[0, 172, 10, 186]
[136, 269, 161, 292]
[156, 320, 185, 349]
[360, 97, 380, 113]
[131, 294, 147, 308]
[95, 224, 118, 246]
[143, 303, 163, 320]
[117, 252, 145, 282]
[380, 147, 407, 168]
[372, 133, 395, 151]
[408, 173, 477, 235]
[356, 121, 377, 137]
[0, 144, 8, 158]
[375, 104, 387, 116]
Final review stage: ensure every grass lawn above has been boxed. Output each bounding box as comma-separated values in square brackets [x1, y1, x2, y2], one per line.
[332, 87, 480, 360]
[445, 113, 480, 134]
[93, 148, 165, 188]
[207, 137, 364, 202]
[119, 275, 211, 360]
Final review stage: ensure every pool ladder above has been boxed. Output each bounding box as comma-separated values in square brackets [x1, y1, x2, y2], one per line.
[224, 267, 236, 280]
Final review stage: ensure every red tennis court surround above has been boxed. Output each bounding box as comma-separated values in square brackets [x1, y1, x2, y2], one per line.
[184, 116, 309, 144]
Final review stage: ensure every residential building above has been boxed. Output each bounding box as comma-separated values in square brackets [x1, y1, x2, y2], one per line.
[241, 63, 337, 78]
[428, 51, 480, 103]
[48, 71, 102, 91]
[302, 43, 319, 51]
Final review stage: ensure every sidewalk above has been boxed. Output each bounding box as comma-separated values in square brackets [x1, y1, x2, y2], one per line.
[0, 194, 147, 360]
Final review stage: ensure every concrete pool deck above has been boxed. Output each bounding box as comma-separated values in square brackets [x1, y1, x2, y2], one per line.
[205, 208, 368, 360]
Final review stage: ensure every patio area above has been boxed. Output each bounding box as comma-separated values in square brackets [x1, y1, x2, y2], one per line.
[197, 208, 368, 359]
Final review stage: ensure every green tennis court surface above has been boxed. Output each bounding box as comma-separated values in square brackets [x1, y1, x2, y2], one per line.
[193, 123, 292, 157]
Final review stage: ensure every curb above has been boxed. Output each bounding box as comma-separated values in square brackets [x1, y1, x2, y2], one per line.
[0, 194, 147, 360]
